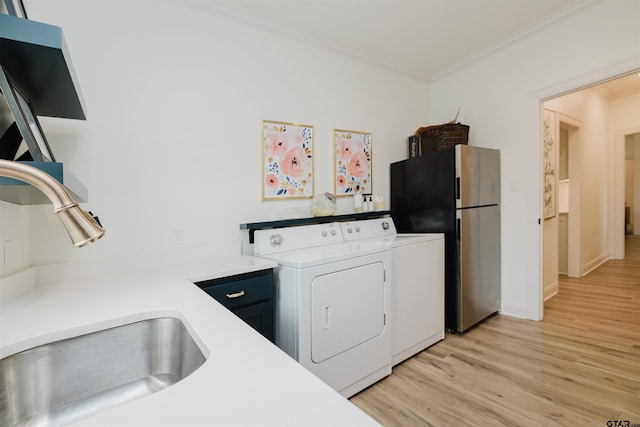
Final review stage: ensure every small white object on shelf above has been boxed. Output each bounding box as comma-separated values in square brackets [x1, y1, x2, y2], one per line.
[374, 196, 384, 211]
[310, 192, 337, 217]
[353, 187, 363, 213]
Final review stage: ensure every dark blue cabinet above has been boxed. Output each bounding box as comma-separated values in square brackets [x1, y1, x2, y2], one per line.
[195, 269, 274, 342]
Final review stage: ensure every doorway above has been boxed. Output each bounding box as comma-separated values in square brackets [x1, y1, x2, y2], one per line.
[558, 115, 582, 278]
[540, 108, 583, 301]
[540, 70, 640, 312]
[623, 131, 640, 233]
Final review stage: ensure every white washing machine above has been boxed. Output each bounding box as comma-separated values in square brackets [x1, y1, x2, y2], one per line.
[340, 218, 445, 366]
[389, 233, 444, 365]
[253, 222, 392, 398]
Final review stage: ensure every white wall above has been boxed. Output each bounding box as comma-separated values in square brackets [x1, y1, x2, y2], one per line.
[542, 211, 558, 299]
[635, 135, 640, 234]
[625, 154, 633, 229]
[0, 201, 30, 275]
[545, 89, 610, 274]
[0, 85, 31, 276]
[625, 135, 636, 231]
[430, 0, 640, 319]
[609, 94, 640, 241]
[0, 0, 429, 279]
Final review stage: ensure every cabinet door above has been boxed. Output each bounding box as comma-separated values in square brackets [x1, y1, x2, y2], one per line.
[234, 300, 275, 343]
[194, 269, 274, 342]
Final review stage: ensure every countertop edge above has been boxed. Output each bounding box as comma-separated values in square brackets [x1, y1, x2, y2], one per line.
[0, 255, 379, 426]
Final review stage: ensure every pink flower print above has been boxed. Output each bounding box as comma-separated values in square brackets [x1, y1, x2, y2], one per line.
[267, 132, 289, 159]
[336, 174, 347, 188]
[338, 137, 364, 161]
[265, 174, 279, 189]
[347, 151, 368, 178]
[337, 138, 349, 160]
[280, 146, 309, 178]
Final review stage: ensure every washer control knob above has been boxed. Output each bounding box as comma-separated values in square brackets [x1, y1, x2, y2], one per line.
[382, 221, 390, 230]
[330, 229, 337, 236]
[270, 234, 283, 246]
[355, 226, 361, 233]
[321, 230, 328, 237]
[347, 227, 353, 233]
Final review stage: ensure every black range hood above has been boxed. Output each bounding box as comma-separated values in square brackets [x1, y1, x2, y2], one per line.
[0, 13, 89, 205]
[0, 13, 86, 120]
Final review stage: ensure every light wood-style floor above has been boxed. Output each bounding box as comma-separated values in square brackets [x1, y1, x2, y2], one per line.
[350, 236, 640, 426]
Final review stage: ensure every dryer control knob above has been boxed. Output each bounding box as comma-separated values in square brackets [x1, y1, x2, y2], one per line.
[355, 226, 361, 232]
[270, 234, 283, 246]
[330, 229, 337, 236]
[381, 221, 390, 230]
[321, 230, 328, 237]
[347, 227, 353, 233]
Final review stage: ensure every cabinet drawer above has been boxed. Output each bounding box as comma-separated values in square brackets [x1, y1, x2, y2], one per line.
[196, 269, 273, 310]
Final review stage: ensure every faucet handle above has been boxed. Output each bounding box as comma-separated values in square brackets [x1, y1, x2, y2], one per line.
[87, 211, 102, 227]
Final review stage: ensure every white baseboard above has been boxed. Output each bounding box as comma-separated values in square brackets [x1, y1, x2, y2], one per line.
[544, 280, 558, 301]
[499, 301, 528, 319]
[582, 252, 609, 276]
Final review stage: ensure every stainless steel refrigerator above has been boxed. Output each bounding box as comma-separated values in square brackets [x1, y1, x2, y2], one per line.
[390, 145, 500, 333]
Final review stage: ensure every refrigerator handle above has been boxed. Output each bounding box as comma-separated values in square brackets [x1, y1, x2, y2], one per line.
[456, 218, 461, 240]
[456, 177, 461, 200]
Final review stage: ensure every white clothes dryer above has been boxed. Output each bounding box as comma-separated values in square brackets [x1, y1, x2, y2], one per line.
[253, 222, 392, 398]
[340, 218, 445, 366]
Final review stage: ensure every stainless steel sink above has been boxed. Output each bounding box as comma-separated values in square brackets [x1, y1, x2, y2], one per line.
[0, 317, 207, 426]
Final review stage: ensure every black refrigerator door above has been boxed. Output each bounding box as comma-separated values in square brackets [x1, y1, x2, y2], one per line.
[390, 148, 456, 233]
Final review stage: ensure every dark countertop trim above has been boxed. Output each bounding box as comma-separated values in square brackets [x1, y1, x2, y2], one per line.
[240, 211, 391, 243]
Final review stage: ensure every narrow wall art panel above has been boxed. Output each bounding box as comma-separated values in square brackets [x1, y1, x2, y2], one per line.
[261, 120, 314, 200]
[543, 109, 557, 219]
[333, 129, 372, 196]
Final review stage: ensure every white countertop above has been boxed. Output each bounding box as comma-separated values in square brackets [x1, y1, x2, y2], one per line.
[0, 256, 379, 426]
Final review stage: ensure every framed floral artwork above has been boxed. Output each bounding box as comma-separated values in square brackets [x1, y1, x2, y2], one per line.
[261, 120, 314, 199]
[543, 109, 557, 219]
[333, 129, 372, 196]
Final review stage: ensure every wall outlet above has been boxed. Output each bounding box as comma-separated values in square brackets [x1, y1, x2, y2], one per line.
[171, 228, 184, 245]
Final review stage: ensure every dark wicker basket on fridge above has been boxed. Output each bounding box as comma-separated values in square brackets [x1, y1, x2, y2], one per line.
[416, 122, 469, 154]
